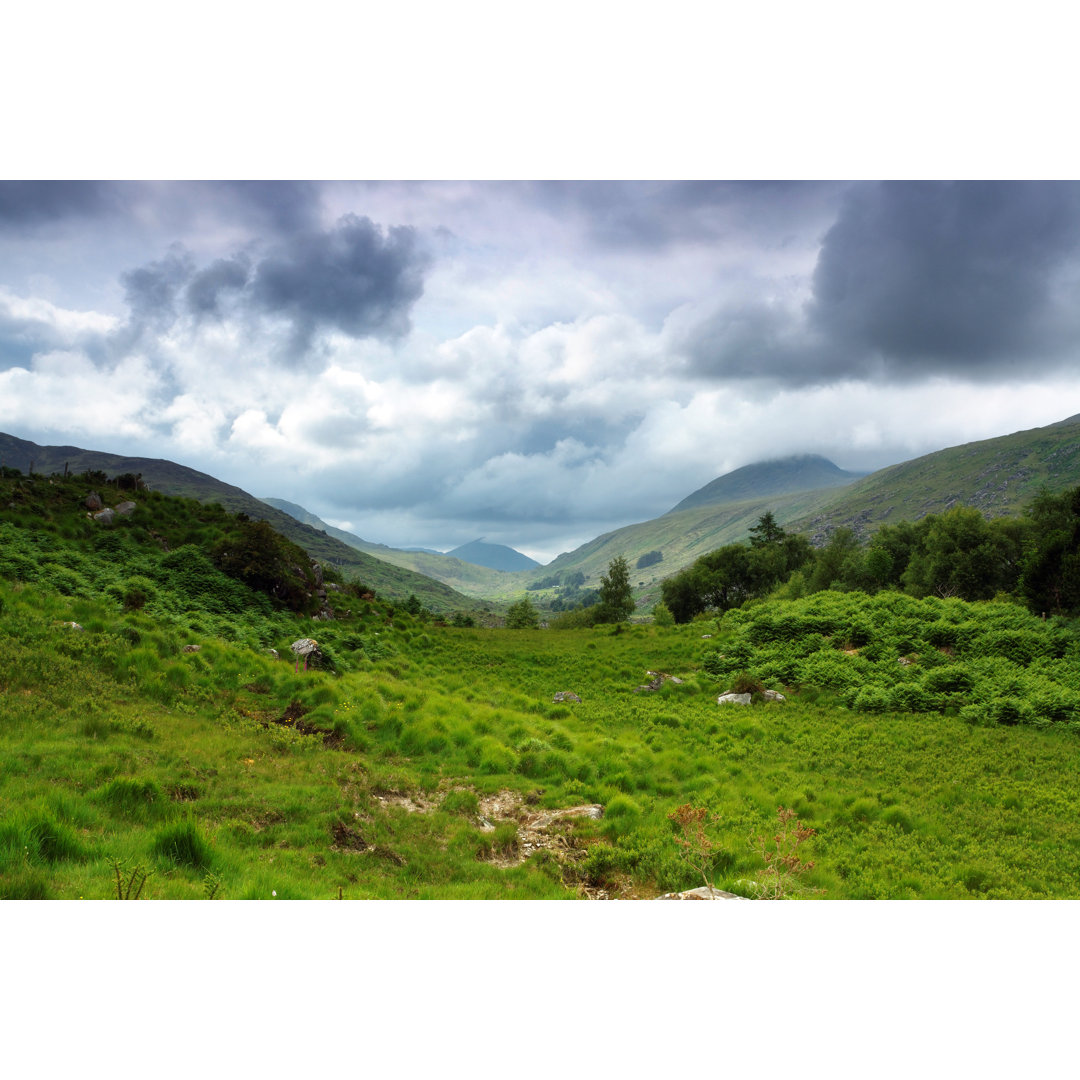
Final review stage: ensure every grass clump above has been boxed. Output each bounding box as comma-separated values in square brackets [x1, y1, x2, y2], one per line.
[152, 819, 215, 871]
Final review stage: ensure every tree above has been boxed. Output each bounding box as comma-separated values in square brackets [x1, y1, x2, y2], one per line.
[596, 556, 635, 623]
[1020, 485, 1080, 615]
[505, 595, 540, 629]
[748, 511, 784, 547]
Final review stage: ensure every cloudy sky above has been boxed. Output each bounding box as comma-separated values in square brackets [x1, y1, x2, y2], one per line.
[2, 179, 1079, 562]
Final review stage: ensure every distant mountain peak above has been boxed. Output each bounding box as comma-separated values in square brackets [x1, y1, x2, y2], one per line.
[668, 454, 862, 515]
[446, 539, 539, 572]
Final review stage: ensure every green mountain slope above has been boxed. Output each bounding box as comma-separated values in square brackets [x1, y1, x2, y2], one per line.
[669, 454, 861, 513]
[0, 433, 478, 613]
[792, 414, 1080, 543]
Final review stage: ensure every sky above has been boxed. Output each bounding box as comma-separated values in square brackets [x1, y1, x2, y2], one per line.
[2, 178, 1080, 562]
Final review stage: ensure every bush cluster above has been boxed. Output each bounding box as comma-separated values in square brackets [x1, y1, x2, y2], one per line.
[702, 590, 1080, 728]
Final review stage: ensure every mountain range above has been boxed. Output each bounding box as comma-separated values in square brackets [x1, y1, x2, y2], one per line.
[3, 413, 1079, 609]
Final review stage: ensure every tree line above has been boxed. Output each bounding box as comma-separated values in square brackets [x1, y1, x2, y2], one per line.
[659, 487, 1080, 623]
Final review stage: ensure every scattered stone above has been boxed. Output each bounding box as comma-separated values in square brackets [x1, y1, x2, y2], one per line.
[717, 692, 752, 706]
[762, 689, 786, 702]
[701, 634, 713, 639]
[64, 621, 84, 631]
[898, 656, 915, 666]
[634, 676, 664, 693]
[635, 671, 686, 693]
[182, 644, 201, 653]
[266, 648, 280, 659]
[656, 885, 748, 900]
[92, 508, 115, 525]
[115, 500, 137, 516]
[553, 691, 582, 703]
[84, 492, 103, 511]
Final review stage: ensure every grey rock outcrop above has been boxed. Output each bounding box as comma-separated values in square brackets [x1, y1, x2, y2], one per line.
[717, 692, 752, 706]
[92, 508, 115, 525]
[553, 691, 582, 703]
[115, 501, 137, 516]
[85, 492, 103, 511]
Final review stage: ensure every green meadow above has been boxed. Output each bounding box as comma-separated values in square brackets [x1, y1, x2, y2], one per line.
[3, 469, 1080, 900]
[4, 575, 1080, 899]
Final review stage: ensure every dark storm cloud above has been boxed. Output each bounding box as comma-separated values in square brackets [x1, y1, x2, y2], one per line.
[683, 181, 1080, 386]
[0, 181, 120, 229]
[679, 300, 855, 384]
[185, 255, 251, 318]
[212, 180, 323, 234]
[530, 180, 847, 250]
[110, 213, 430, 363]
[809, 181, 1080, 374]
[250, 213, 429, 349]
[119, 245, 196, 332]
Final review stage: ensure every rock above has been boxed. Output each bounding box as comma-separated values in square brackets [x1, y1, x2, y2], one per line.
[701, 634, 713, 639]
[115, 500, 137, 516]
[92, 508, 115, 525]
[717, 692, 752, 706]
[657, 886, 748, 900]
[85, 492, 103, 511]
[266, 648, 280, 659]
[762, 689, 786, 702]
[64, 622, 84, 631]
[553, 691, 582, 703]
[182, 644, 201, 653]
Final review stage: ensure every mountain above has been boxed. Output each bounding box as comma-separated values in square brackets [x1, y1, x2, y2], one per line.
[792, 413, 1080, 543]
[529, 414, 1080, 609]
[445, 539, 539, 572]
[0, 433, 479, 613]
[668, 454, 861, 513]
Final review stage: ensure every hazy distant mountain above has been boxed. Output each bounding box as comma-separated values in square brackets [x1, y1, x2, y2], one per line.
[446, 539, 539, 572]
[668, 454, 862, 514]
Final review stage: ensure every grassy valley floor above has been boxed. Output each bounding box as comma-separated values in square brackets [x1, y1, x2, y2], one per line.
[3, 579, 1079, 900]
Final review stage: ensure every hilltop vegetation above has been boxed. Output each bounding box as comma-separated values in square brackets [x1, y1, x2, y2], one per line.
[3, 465, 1080, 900]
[0, 432, 479, 613]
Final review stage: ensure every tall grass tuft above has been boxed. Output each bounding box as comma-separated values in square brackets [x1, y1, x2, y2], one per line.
[152, 819, 215, 870]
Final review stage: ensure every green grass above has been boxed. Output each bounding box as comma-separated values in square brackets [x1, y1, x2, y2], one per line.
[4, 572, 1080, 899]
[4, 471, 1080, 899]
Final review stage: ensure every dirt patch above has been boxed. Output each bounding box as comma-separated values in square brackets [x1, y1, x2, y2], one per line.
[366, 785, 611, 893]
[475, 789, 604, 874]
[371, 789, 441, 814]
[269, 699, 347, 749]
[329, 820, 406, 865]
[331, 821, 369, 852]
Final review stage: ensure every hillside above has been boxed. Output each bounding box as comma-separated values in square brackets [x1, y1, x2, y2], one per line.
[0, 433, 478, 613]
[528, 414, 1080, 610]
[792, 413, 1080, 543]
[669, 454, 861, 513]
[261, 497, 520, 598]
